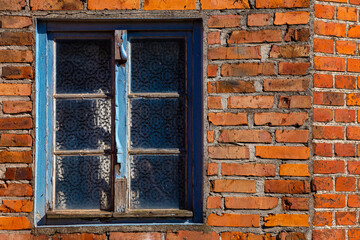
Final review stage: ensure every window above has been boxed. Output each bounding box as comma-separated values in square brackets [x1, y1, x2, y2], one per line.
[35, 21, 203, 225]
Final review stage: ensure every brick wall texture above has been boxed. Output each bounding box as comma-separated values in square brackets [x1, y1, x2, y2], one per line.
[0, 0, 359, 238]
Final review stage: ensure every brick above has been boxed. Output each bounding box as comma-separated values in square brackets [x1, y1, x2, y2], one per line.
[0, 32, 32, 46]
[0, 0, 26, 10]
[211, 179, 255, 193]
[314, 21, 346, 37]
[207, 65, 217, 77]
[256, 146, 310, 159]
[313, 212, 332, 226]
[335, 75, 356, 89]
[0, 118, 32, 130]
[313, 108, 332, 122]
[3, 101, 32, 114]
[264, 214, 308, 227]
[208, 146, 249, 159]
[0, 183, 32, 197]
[208, 112, 247, 126]
[225, 197, 278, 209]
[207, 163, 218, 175]
[0, 16, 31, 29]
[282, 197, 309, 210]
[0, 84, 31, 96]
[313, 230, 345, 240]
[265, 180, 310, 194]
[313, 92, 344, 106]
[279, 62, 310, 75]
[145, 0, 195, 10]
[264, 79, 309, 91]
[350, 0, 360, 4]
[279, 164, 310, 176]
[222, 232, 273, 240]
[0, 50, 32, 63]
[4, 167, 32, 180]
[228, 96, 274, 109]
[207, 32, 220, 45]
[347, 126, 360, 140]
[348, 59, 360, 72]
[221, 63, 275, 76]
[0, 151, 32, 163]
[347, 93, 360, 106]
[2, 67, 33, 80]
[88, 0, 140, 9]
[314, 38, 334, 53]
[313, 143, 332, 156]
[228, 29, 281, 44]
[274, 11, 309, 25]
[348, 229, 360, 240]
[336, 212, 356, 225]
[0, 217, 30, 230]
[315, 4, 335, 19]
[0, 234, 34, 240]
[207, 131, 214, 143]
[313, 126, 344, 139]
[270, 45, 309, 58]
[54, 233, 106, 240]
[222, 163, 275, 176]
[314, 74, 333, 88]
[166, 231, 218, 240]
[256, 0, 309, 8]
[207, 196, 221, 209]
[0, 134, 32, 147]
[312, 177, 333, 191]
[208, 97, 221, 109]
[201, 0, 250, 9]
[109, 233, 160, 240]
[254, 112, 308, 126]
[314, 56, 345, 71]
[207, 213, 259, 227]
[336, 41, 357, 55]
[208, 46, 260, 60]
[336, 7, 357, 21]
[219, 130, 271, 143]
[247, 13, 270, 26]
[314, 194, 346, 208]
[335, 177, 356, 191]
[0, 200, 33, 213]
[314, 160, 345, 174]
[207, 81, 255, 93]
[208, 15, 241, 28]
[348, 25, 360, 38]
[31, 0, 84, 10]
[278, 95, 311, 108]
[348, 161, 360, 174]
[334, 143, 355, 156]
[348, 195, 360, 207]
[275, 130, 309, 143]
[284, 28, 310, 42]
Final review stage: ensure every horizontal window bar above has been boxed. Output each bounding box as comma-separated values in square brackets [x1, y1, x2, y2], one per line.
[128, 149, 182, 155]
[54, 150, 113, 155]
[54, 93, 112, 99]
[128, 93, 181, 98]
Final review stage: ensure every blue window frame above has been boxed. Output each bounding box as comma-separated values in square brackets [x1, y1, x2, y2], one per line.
[35, 21, 203, 226]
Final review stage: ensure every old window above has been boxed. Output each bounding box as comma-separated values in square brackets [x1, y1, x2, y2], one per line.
[35, 21, 203, 225]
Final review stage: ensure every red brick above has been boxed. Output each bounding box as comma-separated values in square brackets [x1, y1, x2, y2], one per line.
[208, 146, 249, 159]
[207, 32, 220, 45]
[348, 195, 360, 207]
[348, 229, 360, 240]
[313, 108, 332, 122]
[314, 74, 333, 88]
[313, 92, 344, 106]
[0, 134, 32, 147]
[0, 118, 32, 130]
[53, 233, 106, 240]
[278, 95, 311, 108]
[347, 93, 360, 106]
[314, 56, 345, 71]
[211, 179, 255, 193]
[335, 75, 356, 89]
[208, 15, 241, 28]
[207, 163, 218, 175]
[219, 130, 271, 143]
[207, 65, 217, 77]
[275, 130, 308, 143]
[201, 0, 250, 9]
[207, 96, 221, 109]
[0, 151, 32, 163]
[207, 213, 259, 227]
[313, 126, 344, 140]
[256, 146, 310, 159]
[314, 194, 346, 208]
[228, 96, 274, 109]
[348, 25, 360, 38]
[222, 163, 275, 176]
[315, 4, 335, 19]
[208, 112, 247, 126]
[335, 177, 356, 191]
[144, 0, 194, 10]
[274, 11, 309, 25]
[222, 232, 274, 240]
[284, 28, 310, 42]
[264, 214, 308, 227]
[313, 143, 332, 156]
[0, 0, 26, 10]
[166, 231, 218, 240]
[314, 38, 333, 53]
[0, 32, 33, 46]
[312, 177, 333, 191]
[0, 200, 33, 213]
[247, 13, 270, 26]
[3, 101, 33, 114]
[254, 112, 308, 126]
[334, 143, 355, 156]
[265, 180, 310, 194]
[207, 196, 221, 209]
[0, 217, 30, 230]
[207, 131, 214, 143]
[313, 230, 345, 240]
[336, 40, 357, 55]
[0, 50, 32, 63]
[207, 81, 255, 93]
[336, 212, 356, 225]
[270, 45, 309, 58]
[348, 161, 360, 174]
[0, 183, 32, 197]
[4, 167, 32, 180]
[208, 46, 260, 60]
[228, 29, 282, 44]
[336, 7, 357, 21]
[348, 58, 360, 72]
[313, 212, 332, 226]
[0, 84, 31, 96]
[225, 197, 278, 209]
[347, 126, 360, 140]
[0, 16, 32, 28]
[314, 21, 346, 37]
[31, 0, 84, 10]
[314, 160, 345, 174]
[221, 63, 275, 76]
[1, 67, 33, 80]
[256, 0, 309, 8]
[279, 164, 310, 176]
[282, 197, 309, 210]
[264, 79, 309, 91]
[279, 62, 310, 75]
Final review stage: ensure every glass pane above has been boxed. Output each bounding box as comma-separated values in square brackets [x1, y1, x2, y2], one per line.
[130, 98, 185, 149]
[55, 155, 112, 210]
[130, 155, 185, 209]
[131, 38, 186, 93]
[56, 99, 112, 151]
[56, 39, 112, 94]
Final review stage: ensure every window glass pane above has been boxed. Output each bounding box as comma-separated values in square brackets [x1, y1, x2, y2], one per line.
[56, 99, 112, 151]
[130, 155, 185, 209]
[55, 155, 112, 210]
[130, 98, 185, 149]
[130, 38, 185, 93]
[56, 39, 112, 94]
